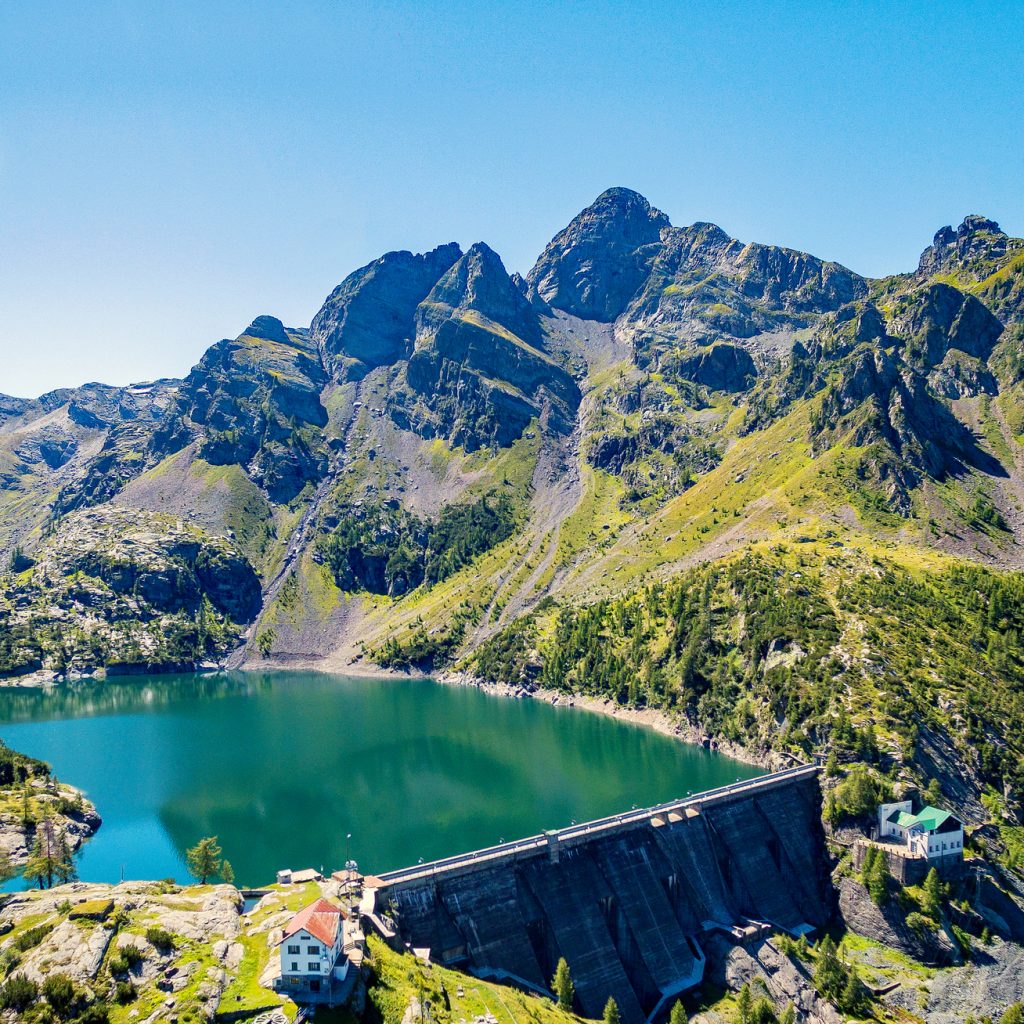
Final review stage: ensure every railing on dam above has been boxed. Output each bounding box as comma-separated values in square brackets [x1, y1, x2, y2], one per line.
[371, 763, 819, 890]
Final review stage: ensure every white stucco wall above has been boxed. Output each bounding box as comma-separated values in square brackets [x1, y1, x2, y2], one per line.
[878, 800, 912, 839]
[280, 927, 342, 977]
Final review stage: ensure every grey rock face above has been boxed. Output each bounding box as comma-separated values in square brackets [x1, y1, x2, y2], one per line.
[917, 214, 1012, 279]
[888, 282, 1003, 370]
[312, 242, 462, 375]
[527, 187, 670, 321]
[672, 343, 757, 392]
[399, 243, 581, 450]
[809, 344, 999, 510]
[621, 222, 867, 365]
[0, 505, 261, 679]
[47, 508, 262, 623]
[0, 394, 31, 427]
[245, 314, 292, 344]
[702, 934, 843, 1024]
[19, 918, 115, 985]
[154, 320, 329, 503]
[836, 876, 958, 966]
[418, 242, 543, 347]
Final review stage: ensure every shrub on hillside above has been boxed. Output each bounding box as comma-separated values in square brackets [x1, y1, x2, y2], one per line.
[0, 974, 38, 1012]
[824, 767, 890, 825]
[145, 926, 175, 951]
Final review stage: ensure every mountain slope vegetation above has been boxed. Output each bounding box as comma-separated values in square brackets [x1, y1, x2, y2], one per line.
[3, 187, 1024, 823]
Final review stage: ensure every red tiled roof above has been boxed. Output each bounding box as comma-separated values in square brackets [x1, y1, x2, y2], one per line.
[281, 898, 345, 946]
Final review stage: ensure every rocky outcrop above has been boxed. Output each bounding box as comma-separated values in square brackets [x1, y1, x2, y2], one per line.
[396, 243, 581, 449]
[701, 934, 843, 1024]
[619, 222, 866, 378]
[672, 342, 758, 392]
[312, 243, 462, 376]
[527, 187, 670, 321]
[0, 506, 260, 679]
[918, 215, 1019, 282]
[0, 881, 245, 1018]
[0, 784, 101, 869]
[884, 282, 1003, 398]
[46, 507, 260, 623]
[916, 215, 1024, 330]
[154, 317, 329, 503]
[836, 876, 959, 966]
[809, 343, 1001, 511]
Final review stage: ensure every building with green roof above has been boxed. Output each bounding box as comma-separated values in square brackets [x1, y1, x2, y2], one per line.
[877, 799, 963, 861]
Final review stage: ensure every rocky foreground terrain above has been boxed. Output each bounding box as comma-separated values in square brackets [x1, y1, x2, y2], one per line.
[2, 860, 1023, 1024]
[0, 878, 590, 1024]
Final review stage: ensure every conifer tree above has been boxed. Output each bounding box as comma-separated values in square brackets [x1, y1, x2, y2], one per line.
[922, 867, 943, 919]
[1001, 1004, 1024, 1024]
[186, 836, 223, 884]
[859, 845, 877, 886]
[22, 810, 76, 889]
[669, 1000, 688, 1024]
[813, 935, 844, 1000]
[737, 983, 752, 1024]
[839, 968, 869, 1016]
[867, 849, 890, 906]
[552, 958, 574, 1012]
[603, 996, 620, 1024]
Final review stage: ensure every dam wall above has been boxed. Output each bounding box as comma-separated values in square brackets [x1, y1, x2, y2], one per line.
[368, 767, 833, 1024]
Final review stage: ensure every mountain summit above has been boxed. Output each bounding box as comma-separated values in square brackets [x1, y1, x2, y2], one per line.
[527, 187, 671, 321]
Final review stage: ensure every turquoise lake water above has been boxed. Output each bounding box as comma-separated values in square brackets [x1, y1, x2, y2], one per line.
[0, 671, 761, 888]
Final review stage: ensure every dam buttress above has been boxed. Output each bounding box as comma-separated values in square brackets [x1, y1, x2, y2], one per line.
[362, 766, 834, 1024]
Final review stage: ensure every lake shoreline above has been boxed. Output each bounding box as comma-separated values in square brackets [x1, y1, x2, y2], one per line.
[0, 658, 782, 774]
[434, 670, 786, 774]
[232, 652, 783, 773]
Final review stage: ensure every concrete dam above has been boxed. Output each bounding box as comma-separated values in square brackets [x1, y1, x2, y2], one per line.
[365, 766, 833, 1024]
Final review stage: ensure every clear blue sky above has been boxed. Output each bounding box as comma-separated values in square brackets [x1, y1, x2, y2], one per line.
[2, 1, 1022, 398]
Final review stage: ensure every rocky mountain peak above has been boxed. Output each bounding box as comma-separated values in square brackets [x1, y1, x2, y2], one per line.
[527, 187, 671, 322]
[311, 242, 462, 377]
[422, 242, 540, 344]
[958, 214, 1004, 236]
[244, 315, 291, 344]
[918, 213, 1012, 279]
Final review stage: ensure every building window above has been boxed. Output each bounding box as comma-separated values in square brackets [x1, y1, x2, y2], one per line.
[311, 980, 321, 992]
[288, 945, 300, 954]
[291, 962, 298, 972]
[308, 962, 320, 972]
[308, 945, 320, 955]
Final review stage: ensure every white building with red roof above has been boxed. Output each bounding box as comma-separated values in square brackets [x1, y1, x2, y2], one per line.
[276, 898, 349, 1000]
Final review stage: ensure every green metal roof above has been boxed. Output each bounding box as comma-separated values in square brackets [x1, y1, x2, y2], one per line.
[911, 806, 955, 831]
[885, 804, 959, 832]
